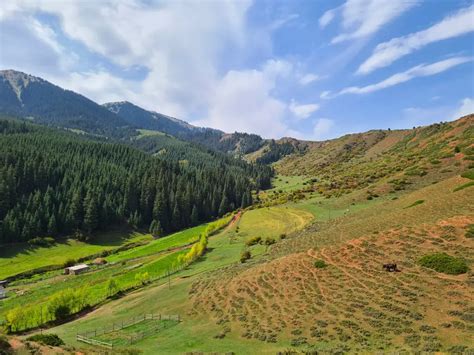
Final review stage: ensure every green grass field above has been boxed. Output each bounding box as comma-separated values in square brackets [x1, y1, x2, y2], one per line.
[106, 224, 208, 263]
[136, 129, 166, 138]
[44, 205, 316, 353]
[270, 175, 308, 192]
[0, 231, 152, 280]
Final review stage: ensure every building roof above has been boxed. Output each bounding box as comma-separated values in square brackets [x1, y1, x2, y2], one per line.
[66, 264, 89, 271]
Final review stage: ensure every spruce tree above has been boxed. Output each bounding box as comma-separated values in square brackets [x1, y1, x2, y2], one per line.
[83, 190, 99, 234]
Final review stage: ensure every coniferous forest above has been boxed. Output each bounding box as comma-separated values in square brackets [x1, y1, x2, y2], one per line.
[0, 119, 267, 244]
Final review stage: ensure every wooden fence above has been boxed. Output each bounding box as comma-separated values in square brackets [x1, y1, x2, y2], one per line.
[76, 313, 181, 349]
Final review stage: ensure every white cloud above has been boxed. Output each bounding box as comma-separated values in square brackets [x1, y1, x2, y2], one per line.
[1, 0, 254, 118]
[452, 97, 474, 119]
[195, 60, 291, 138]
[312, 118, 334, 140]
[358, 5, 474, 75]
[289, 100, 319, 119]
[299, 73, 320, 85]
[0, 11, 74, 75]
[328, 0, 418, 44]
[320, 90, 332, 99]
[339, 57, 472, 95]
[319, 8, 336, 28]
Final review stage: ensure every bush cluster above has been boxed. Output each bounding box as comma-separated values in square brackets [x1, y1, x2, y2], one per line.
[314, 259, 328, 268]
[418, 253, 468, 275]
[27, 334, 64, 347]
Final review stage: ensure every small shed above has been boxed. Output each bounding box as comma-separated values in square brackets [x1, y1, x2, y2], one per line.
[0, 280, 7, 299]
[64, 264, 90, 275]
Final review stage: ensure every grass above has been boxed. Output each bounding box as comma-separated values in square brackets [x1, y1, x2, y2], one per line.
[453, 180, 474, 192]
[7, 164, 474, 352]
[405, 199, 425, 208]
[136, 129, 166, 138]
[45, 205, 315, 353]
[418, 253, 469, 275]
[460, 169, 474, 180]
[106, 224, 208, 263]
[0, 230, 152, 280]
[237, 206, 313, 239]
[466, 224, 474, 238]
[270, 175, 308, 193]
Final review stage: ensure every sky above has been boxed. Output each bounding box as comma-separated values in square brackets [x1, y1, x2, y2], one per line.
[0, 0, 473, 140]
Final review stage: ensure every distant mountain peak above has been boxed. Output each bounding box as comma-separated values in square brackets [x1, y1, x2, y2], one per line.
[102, 101, 197, 131]
[0, 69, 43, 103]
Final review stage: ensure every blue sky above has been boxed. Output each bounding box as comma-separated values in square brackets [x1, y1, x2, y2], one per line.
[1, 0, 473, 140]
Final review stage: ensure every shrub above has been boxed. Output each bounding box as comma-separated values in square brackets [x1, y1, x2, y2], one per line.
[418, 253, 469, 275]
[279, 233, 287, 240]
[314, 260, 328, 269]
[240, 250, 251, 263]
[246, 236, 261, 246]
[27, 334, 64, 347]
[264, 237, 276, 246]
[405, 200, 424, 209]
[466, 224, 474, 239]
[461, 169, 474, 180]
[0, 336, 12, 354]
[63, 259, 76, 268]
[28, 237, 55, 247]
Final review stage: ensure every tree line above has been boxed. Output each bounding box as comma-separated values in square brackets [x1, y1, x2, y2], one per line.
[0, 119, 261, 243]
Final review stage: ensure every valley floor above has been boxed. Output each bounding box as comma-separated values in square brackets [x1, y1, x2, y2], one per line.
[1, 170, 472, 354]
[29, 175, 474, 354]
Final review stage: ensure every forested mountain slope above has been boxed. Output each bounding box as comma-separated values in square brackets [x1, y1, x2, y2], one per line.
[0, 70, 133, 138]
[103, 100, 270, 155]
[0, 69, 299, 161]
[0, 119, 253, 244]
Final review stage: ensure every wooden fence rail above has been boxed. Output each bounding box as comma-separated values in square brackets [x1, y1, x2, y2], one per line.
[76, 314, 181, 348]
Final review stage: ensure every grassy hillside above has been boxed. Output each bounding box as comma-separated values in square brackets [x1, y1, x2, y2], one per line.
[0, 230, 152, 280]
[275, 115, 473, 199]
[2, 116, 472, 354]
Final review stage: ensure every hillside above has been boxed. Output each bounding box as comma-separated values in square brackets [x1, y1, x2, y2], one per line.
[0, 70, 133, 138]
[0, 119, 254, 245]
[0, 70, 298, 161]
[275, 115, 474, 198]
[4, 114, 466, 354]
[103, 100, 281, 156]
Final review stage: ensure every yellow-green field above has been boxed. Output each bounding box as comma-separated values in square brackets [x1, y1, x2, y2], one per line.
[0, 231, 152, 280]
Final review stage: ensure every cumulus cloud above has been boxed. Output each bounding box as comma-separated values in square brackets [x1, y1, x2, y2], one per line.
[325, 0, 418, 44]
[194, 60, 295, 138]
[339, 57, 472, 95]
[358, 5, 474, 75]
[289, 100, 319, 119]
[312, 118, 334, 140]
[299, 73, 320, 85]
[0, 0, 253, 118]
[452, 97, 474, 119]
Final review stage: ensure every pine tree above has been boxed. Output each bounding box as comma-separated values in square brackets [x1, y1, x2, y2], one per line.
[47, 214, 57, 235]
[190, 205, 199, 226]
[149, 219, 163, 238]
[83, 190, 99, 234]
[218, 195, 229, 216]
